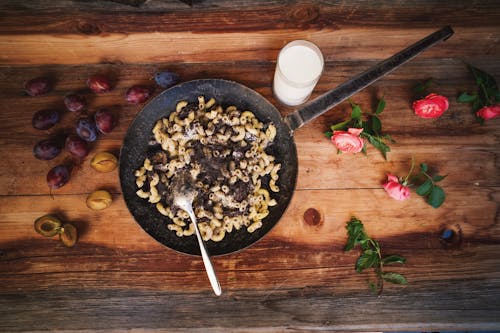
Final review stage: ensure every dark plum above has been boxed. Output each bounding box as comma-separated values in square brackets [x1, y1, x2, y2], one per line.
[33, 139, 62, 160]
[76, 116, 98, 142]
[65, 135, 89, 158]
[87, 75, 111, 94]
[24, 77, 51, 96]
[64, 93, 86, 112]
[94, 108, 118, 134]
[47, 164, 70, 189]
[125, 85, 151, 104]
[154, 71, 179, 89]
[32, 109, 60, 130]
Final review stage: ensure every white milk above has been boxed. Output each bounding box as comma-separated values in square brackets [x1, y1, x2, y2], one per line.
[273, 40, 324, 106]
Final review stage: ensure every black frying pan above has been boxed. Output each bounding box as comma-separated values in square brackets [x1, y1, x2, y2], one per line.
[120, 26, 453, 256]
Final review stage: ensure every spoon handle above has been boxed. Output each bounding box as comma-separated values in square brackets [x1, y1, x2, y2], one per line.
[187, 209, 222, 296]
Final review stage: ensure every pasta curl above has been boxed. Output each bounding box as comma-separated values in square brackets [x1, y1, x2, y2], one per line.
[135, 96, 281, 242]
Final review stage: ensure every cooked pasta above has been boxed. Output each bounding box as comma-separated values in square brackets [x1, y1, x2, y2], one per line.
[134, 96, 280, 242]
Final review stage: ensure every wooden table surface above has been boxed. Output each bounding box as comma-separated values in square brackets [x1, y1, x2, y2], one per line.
[1, 1, 499, 332]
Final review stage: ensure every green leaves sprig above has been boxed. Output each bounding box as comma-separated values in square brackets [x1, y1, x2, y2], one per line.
[413, 78, 434, 96]
[345, 217, 407, 295]
[414, 163, 446, 208]
[325, 98, 394, 159]
[457, 64, 500, 123]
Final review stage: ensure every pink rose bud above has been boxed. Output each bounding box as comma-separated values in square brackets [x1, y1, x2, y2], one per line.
[412, 93, 449, 119]
[476, 104, 500, 120]
[331, 128, 364, 153]
[383, 173, 410, 201]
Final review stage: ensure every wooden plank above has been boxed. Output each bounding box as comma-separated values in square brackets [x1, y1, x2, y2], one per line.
[1, 130, 497, 195]
[0, 60, 498, 195]
[1, 187, 499, 329]
[1, 1, 500, 34]
[0, 277, 499, 331]
[0, 1, 499, 331]
[1, 26, 498, 65]
[1, 186, 498, 278]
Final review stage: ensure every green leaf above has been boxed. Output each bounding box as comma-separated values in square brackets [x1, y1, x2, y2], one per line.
[495, 91, 500, 103]
[331, 119, 350, 131]
[350, 100, 362, 120]
[355, 250, 379, 273]
[416, 179, 433, 196]
[344, 217, 407, 294]
[366, 135, 390, 160]
[469, 64, 498, 92]
[432, 174, 447, 182]
[469, 64, 499, 104]
[382, 134, 396, 143]
[361, 120, 370, 134]
[381, 272, 408, 285]
[427, 185, 446, 208]
[472, 97, 485, 112]
[344, 218, 366, 251]
[413, 78, 433, 93]
[457, 92, 477, 103]
[420, 163, 428, 173]
[324, 131, 332, 139]
[369, 238, 381, 253]
[369, 115, 382, 134]
[382, 255, 406, 265]
[375, 97, 386, 115]
[486, 87, 500, 105]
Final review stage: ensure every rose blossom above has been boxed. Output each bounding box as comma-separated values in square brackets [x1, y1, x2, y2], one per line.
[412, 93, 449, 119]
[383, 173, 410, 201]
[476, 104, 500, 120]
[331, 128, 364, 153]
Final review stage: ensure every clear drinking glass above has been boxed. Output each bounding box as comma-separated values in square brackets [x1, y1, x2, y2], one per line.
[273, 40, 324, 106]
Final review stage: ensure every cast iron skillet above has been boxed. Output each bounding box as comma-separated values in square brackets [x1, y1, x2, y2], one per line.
[120, 26, 453, 256]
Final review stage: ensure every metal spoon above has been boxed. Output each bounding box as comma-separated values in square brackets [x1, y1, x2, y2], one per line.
[172, 172, 222, 296]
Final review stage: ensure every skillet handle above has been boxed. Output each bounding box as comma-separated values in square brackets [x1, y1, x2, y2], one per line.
[284, 26, 454, 132]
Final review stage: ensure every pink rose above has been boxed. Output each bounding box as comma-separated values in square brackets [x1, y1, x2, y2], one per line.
[412, 93, 449, 119]
[383, 173, 410, 201]
[476, 104, 500, 120]
[331, 128, 364, 153]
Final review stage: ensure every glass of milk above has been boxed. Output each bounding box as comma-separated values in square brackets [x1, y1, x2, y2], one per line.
[273, 40, 324, 106]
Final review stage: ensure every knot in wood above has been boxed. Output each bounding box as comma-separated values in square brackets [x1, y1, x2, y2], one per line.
[290, 5, 320, 24]
[439, 224, 462, 248]
[77, 22, 102, 35]
[303, 208, 322, 226]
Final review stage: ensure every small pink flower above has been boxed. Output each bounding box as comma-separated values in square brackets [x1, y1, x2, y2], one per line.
[331, 128, 364, 153]
[383, 173, 410, 201]
[412, 93, 449, 119]
[476, 104, 500, 120]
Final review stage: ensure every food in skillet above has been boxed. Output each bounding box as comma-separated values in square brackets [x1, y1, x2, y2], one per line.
[134, 96, 280, 242]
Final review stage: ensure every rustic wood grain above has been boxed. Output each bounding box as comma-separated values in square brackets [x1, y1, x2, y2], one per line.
[0, 2, 498, 64]
[0, 60, 498, 195]
[0, 0, 499, 332]
[1, 278, 500, 332]
[1, 26, 498, 65]
[1, 1, 500, 34]
[1, 186, 498, 275]
[1, 186, 499, 330]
